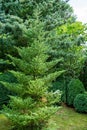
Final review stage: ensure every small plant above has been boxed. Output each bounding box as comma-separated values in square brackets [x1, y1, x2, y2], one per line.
[74, 93, 87, 113]
[67, 78, 85, 106]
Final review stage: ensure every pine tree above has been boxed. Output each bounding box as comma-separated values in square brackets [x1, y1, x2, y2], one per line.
[1, 19, 64, 130]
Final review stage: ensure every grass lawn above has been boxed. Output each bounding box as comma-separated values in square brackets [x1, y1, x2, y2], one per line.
[46, 104, 87, 130]
[0, 114, 10, 130]
[0, 105, 87, 130]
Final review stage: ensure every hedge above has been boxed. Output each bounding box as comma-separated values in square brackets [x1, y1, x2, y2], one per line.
[74, 93, 87, 113]
[67, 78, 85, 106]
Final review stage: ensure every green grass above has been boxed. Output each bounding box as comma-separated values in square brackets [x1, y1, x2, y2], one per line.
[47, 105, 87, 130]
[0, 114, 10, 130]
[0, 105, 87, 130]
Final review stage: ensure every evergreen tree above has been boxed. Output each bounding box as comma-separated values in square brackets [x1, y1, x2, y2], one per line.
[0, 0, 74, 71]
[1, 0, 74, 28]
[1, 19, 64, 130]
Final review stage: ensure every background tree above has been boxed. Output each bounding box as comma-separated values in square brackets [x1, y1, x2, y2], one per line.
[1, 0, 74, 27]
[49, 21, 87, 104]
[0, 0, 75, 72]
[49, 21, 87, 79]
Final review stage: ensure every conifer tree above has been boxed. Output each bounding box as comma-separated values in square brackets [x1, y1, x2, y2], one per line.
[1, 19, 64, 130]
[1, 0, 74, 28]
[0, 0, 74, 71]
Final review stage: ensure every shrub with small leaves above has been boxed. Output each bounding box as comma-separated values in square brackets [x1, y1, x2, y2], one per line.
[67, 79, 85, 106]
[74, 93, 87, 113]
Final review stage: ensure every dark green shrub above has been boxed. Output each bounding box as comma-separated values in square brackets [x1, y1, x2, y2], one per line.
[0, 72, 16, 109]
[52, 80, 65, 92]
[74, 93, 87, 113]
[51, 80, 65, 104]
[67, 79, 85, 106]
[51, 80, 69, 103]
[80, 60, 87, 90]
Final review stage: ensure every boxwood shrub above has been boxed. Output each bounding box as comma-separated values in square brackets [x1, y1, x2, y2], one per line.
[67, 78, 85, 106]
[74, 93, 87, 113]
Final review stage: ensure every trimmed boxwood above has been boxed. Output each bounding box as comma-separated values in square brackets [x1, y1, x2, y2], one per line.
[67, 79, 85, 106]
[74, 93, 87, 113]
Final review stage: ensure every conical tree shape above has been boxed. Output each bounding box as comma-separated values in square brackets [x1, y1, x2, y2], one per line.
[1, 19, 65, 130]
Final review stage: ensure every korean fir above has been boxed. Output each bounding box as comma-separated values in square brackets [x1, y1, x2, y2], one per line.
[1, 18, 64, 130]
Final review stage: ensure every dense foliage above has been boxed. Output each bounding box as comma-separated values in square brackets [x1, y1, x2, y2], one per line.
[74, 93, 87, 113]
[0, 0, 87, 124]
[0, 0, 77, 108]
[1, 0, 74, 26]
[67, 79, 85, 106]
[0, 0, 75, 72]
[1, 20, 64, 130]
[0, 72, 16, 108]
[53, 22, 86, 79]
[80, 59, 87, 90]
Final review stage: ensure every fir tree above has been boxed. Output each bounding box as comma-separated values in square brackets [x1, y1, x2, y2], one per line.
[0, 0, 74, 71]
[1, 19, 64, 130]
[1, 0, 74, 28]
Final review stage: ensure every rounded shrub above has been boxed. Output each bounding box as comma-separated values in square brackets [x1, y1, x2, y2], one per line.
[74, 93, 87, 113]
[67, 79, 85, 106]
